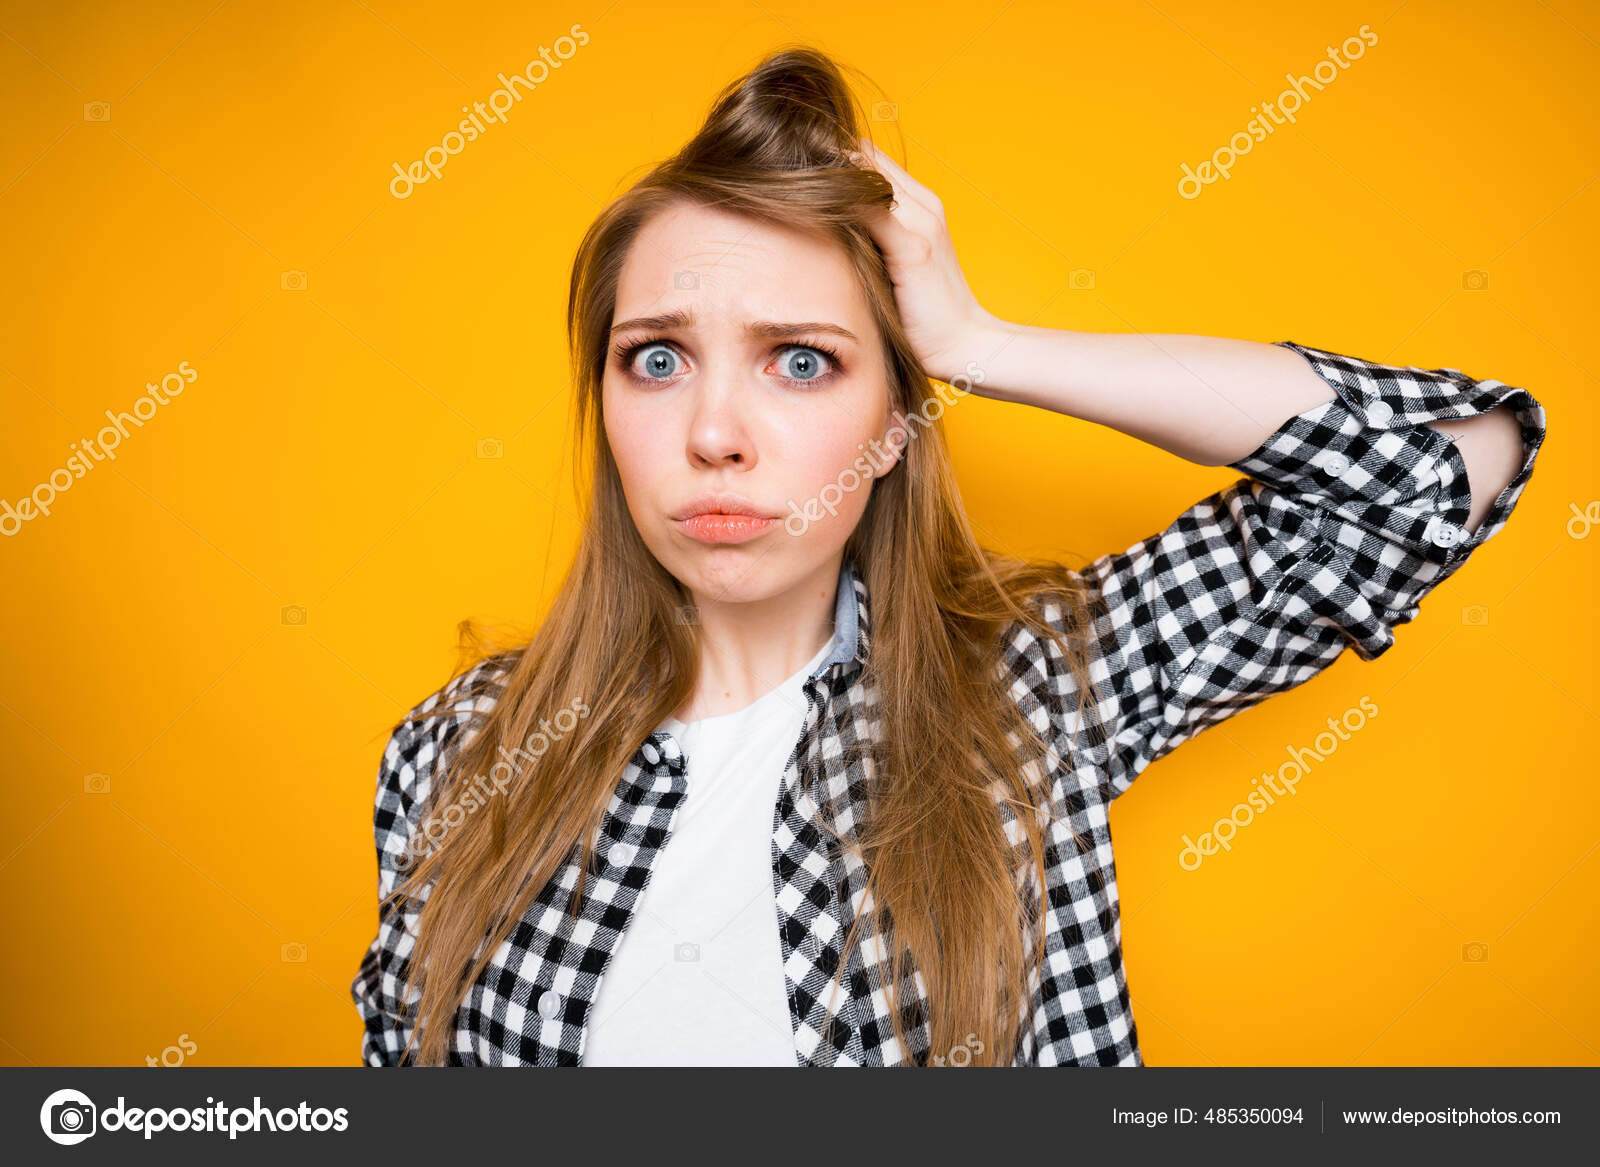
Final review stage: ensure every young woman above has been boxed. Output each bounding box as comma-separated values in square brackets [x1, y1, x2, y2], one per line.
[352, 47, 1545, 1067]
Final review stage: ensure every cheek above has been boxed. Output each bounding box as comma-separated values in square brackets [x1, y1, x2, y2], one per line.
[603, 383, 661, 484]
[785, 417, 886, 521]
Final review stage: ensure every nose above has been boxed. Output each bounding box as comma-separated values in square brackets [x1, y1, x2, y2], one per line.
[684, 368, 756, 471]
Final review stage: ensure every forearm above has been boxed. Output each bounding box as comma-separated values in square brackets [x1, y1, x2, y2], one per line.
[853, 140, 1533, 545]
[957, 318, 1336, 466]
[956, 318, 1524, 532]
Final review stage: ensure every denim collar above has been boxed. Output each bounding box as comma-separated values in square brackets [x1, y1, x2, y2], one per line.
[809, 557, 868, 681]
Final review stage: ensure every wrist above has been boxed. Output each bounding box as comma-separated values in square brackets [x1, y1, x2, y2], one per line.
[929, 309, 1011, 390]
[958, 313, 1024, 400]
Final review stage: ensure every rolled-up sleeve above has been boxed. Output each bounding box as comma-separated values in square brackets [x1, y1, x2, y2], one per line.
[1235, 341, 1547, 654]
[1064, 341, 1546, 800]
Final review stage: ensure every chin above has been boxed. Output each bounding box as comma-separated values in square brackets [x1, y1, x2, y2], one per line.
[672, 548, 794, 606]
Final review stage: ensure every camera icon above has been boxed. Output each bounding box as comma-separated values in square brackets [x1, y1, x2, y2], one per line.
[280, 270, 308, 291]
[673, 271, 699, 291]
[476, 437, 504, 459]
[674, 604, 699, 625]
[84, 772, 111, 794]
[281, 941, 308, 963]
[83, 102, 111, 122]
[280, 605, 308, 627]
[871, 102, 898, 121]
[49, 1099, 95, 1140]
[673, 942, 700, 963]
[1461, 269, 1489, 291]
[1461, 941, 1489, 963]
[1069, 268, 1096, 290]
[1461, 605, 1490, 626]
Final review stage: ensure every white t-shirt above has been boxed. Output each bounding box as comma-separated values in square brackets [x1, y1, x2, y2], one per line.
[580, 637, 834, 1066]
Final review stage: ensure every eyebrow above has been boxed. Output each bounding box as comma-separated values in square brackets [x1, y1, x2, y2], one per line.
[609, 307, 858, 343]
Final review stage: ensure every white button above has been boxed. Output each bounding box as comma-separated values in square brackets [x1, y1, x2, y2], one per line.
[1367, 400, 1394, 425]
[641, 743, 659, 765]
[537, 991, 562, 1020]
[1321, 452, 1351, 476]
[1428, 518, 1463, 548]
[611, 843, 636, 866]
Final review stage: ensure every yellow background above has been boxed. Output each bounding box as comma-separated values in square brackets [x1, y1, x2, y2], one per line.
[1, 0, 1594, 1067]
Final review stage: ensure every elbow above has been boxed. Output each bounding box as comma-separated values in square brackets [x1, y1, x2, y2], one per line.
[1424, 401, 1531, 535]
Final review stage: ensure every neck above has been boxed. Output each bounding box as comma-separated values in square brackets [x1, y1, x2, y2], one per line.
[674, 554, 841, 722]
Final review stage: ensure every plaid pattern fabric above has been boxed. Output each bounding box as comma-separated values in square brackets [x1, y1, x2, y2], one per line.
[353, 341, 1546, 1066]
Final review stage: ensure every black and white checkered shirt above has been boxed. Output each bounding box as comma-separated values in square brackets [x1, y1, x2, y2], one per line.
[353, 341, 1546, 1066]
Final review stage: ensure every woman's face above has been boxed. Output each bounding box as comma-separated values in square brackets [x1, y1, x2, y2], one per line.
[603, 200, 903, 606]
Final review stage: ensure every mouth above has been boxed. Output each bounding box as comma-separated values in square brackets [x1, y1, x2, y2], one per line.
[670, 494, 782, 544]
[672, 512, 779, 544]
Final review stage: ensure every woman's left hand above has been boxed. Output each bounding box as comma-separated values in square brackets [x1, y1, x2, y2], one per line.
[852, 138, 998, 386]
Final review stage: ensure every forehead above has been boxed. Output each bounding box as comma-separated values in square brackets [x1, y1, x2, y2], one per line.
[614, 200, 870, 326]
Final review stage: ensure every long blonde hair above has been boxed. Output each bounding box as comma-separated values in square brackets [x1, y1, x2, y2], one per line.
[386, 44, 1103, 1066]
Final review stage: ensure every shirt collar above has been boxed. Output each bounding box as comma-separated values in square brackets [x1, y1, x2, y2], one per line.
[637, 558, 869, 772]
[809, 557, 871, 681]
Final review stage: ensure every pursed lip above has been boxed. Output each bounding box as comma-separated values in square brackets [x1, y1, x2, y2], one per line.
[669, 492, 781, 521]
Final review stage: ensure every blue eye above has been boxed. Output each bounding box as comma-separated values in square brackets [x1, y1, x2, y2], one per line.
[632, 343, 681, 380]
[777, 345, 832, 382]
[615, 337, 843, 387]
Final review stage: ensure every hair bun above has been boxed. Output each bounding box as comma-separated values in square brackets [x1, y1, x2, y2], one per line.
[674, 45, 866, 174]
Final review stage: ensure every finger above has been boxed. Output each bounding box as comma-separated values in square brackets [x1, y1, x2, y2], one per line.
[857, 138, 942, 218]
[857, 138, 922, 213]
[851, 139, 943, 263]
[855, 144, 942, 248]
[860, 186, 935, 266]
